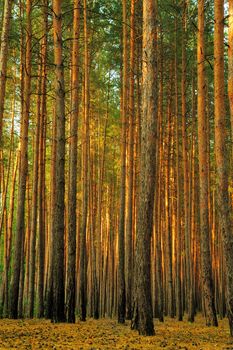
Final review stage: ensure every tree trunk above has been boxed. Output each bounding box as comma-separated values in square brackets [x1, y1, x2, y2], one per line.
[125, 0, 135, 321]
[79, 0, 89, 322]
[197, 0, 218, 326]
[37, 0, 48, 318]
[131, 0, 157, 336]
[214, 0, 233, 336]
[9, 0, 32, 319]
[66, 0, 80, 324]
[52, 0, 66, 323]
[118, 0, 127, 324]
[28, 62, 42, 318]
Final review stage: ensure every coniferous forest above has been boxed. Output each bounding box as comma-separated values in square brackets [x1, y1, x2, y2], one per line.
[0, 0, 233, 348]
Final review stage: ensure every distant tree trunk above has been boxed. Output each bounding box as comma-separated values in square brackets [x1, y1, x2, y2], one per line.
[174, 11, 182, 320]
[165, 70, 174, 318]
[154, 36, 164, 322]
[181, 0, 191, 319]
[52, 0, 66, 323]
[66, 0, 80, 323]
[125, 0, 135, 321]
[37, 0, 48, 318]
[118, 0, 127, 324]
[45, 109, 56, 319]
[197, 0, 218, 327]
[28, 62, 42, 318]
[131, 0, 157, 336]
[9, 0, 32, 319]
[0, 106, 15, 316]
[0, 0, 13, 141]
[79, 0, 89, 322]
[214, 0, 233, 336]
[4, 154, 18, 317]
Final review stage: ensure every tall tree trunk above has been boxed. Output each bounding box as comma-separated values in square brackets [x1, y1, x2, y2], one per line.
[214, 0, 233, 336]
[131, 0, 157, 336]
[175, 11, 182, 320]
[28, 62, 42, 318]
[66, 0, 80, 323]
[9, 0, 32, 319]
[52, 0, 66, 323]
[45, 109, 57, 319]
[37, 0, 48, 318]
[125, 0, 135, 321]
[118, 0, 127, 324]
[197, 0, 218, 327]
[4, 154, 18, 317]
[181, 0, 191, 319]
[80, 0, 89, 322]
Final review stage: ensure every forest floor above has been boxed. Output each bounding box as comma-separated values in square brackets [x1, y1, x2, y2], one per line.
[0, 314, 232, 350]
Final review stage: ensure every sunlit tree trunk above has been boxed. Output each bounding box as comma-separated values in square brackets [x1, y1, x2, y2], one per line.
[125, 0, 135, 321]
[174, 11, 182, 320]
[118, 0, 127, 324]
[80, 0, 89, 321]
[154, 34, 164, 322]
[45, 109, 56, 319]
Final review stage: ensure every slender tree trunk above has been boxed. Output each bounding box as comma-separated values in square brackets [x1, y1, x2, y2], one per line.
[118, 0, 127, 324]
[4, 154, 18, 317]
[66, 0, 80, 323]
[37, 0, 48, 318]
[154, 37, 164, 322]
[125, 0, 135, 321]
[80, 0, 89, 321]
[52, 0, 66, 323]
[45, 109, 56, 319]
[214, 0, 233, 336]
[174, 11, 182, 320]
[181, 0, 191, 318]
[28, 63, 42, 318]
[9, 0, 32, 319]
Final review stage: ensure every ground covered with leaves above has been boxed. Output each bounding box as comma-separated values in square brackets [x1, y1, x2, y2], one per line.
[0, 315, 232, 349]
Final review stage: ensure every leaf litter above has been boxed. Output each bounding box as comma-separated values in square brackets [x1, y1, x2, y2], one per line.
[0, 314, 232, 349]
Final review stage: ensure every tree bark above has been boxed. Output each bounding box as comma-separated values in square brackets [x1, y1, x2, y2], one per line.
[125, 0, 135, 321]
[66, 0, 80, 323]
[9, 0, 32, 319]
[131, 0, 157, 336]
[214, 0, 233, 336]
[118, 0, 127, 324]
[197, 0, 218, 327]
[52, 0, 66, 323]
